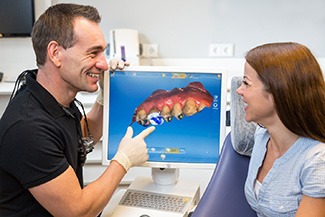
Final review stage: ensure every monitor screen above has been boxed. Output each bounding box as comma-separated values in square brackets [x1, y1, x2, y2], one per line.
[0, 0, 35, 37]
[102, 66, 227, 170]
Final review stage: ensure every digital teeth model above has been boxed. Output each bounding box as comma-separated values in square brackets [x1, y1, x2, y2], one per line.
[132, 82, 213, 126]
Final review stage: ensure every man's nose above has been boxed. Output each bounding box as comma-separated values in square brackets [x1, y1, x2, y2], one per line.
[96, 53, 109, 71]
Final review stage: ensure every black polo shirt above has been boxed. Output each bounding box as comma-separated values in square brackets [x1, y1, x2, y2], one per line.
[0, 70, 83, 216]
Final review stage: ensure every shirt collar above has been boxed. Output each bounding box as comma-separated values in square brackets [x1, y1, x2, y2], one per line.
[25, 69, 77, 119]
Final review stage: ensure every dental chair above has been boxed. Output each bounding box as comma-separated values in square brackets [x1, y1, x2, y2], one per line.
[190, 77, 257, 217]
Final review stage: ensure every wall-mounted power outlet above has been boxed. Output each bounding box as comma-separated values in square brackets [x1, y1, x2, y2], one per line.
[209, 43, 234, 57]
[142, 43, 159, 57]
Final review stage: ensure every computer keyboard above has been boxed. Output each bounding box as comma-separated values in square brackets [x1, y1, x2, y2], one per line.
[119, 189, 191, 213]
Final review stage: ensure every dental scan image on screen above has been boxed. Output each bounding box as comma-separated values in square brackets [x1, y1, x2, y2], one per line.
[102, 66, 227, 169]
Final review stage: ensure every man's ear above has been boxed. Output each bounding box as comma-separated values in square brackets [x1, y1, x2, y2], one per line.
[47, 41, 61, 67]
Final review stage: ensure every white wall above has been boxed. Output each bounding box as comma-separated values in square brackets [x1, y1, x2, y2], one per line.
[0, 0, 324, 80]
[0, 0, 51, 81]
[53, 0, 325, 58]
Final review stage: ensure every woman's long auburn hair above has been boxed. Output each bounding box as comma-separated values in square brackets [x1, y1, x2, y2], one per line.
[246, 42, 325, 143]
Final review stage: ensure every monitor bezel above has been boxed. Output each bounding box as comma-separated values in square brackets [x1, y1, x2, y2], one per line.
[102, 66, 228, 169]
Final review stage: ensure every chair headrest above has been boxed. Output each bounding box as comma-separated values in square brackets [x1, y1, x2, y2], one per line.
[230, 76, 256, 156]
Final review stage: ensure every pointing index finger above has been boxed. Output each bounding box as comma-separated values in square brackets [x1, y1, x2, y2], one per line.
[137, 126, 155, 139]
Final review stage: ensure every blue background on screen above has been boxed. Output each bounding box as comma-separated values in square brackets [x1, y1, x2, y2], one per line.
[106, 70, 223, 164]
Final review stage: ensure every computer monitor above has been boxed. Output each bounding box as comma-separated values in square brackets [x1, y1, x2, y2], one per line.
[102, 66, 227, 186]
[0, 0, 35, 37]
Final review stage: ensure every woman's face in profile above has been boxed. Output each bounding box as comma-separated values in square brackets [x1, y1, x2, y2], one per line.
[236, 62, 276, 125]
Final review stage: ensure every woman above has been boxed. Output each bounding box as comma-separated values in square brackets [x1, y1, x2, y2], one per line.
[237, 42, 325, 216]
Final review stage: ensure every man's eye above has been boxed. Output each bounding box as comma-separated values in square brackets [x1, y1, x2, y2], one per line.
[89, 51, 100, 57]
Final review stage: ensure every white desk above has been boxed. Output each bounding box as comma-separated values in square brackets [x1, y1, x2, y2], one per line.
[0, 81, 15, 94]
[0, 82, 14, 116]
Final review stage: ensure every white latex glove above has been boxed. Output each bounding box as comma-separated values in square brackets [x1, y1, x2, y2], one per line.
[96, 59, 130, 105]
[109, 58, 130, 71]
[112, 126, 155, 172]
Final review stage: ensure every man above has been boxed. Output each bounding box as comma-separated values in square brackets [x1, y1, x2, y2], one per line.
[0, 3, 155, 216]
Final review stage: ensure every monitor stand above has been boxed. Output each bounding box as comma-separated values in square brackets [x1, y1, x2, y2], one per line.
[110, 168, 200, 217]
[151, 167, 180, 186]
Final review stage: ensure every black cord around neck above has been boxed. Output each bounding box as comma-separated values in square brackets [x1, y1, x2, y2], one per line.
[9, 70, 36, 102]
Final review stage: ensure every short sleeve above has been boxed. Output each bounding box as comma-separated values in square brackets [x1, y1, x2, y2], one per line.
[1, 118, 69, 189]
[301, 143, 325, 197]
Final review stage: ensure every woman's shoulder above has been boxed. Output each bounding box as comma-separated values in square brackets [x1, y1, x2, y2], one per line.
[300, 138, 325, 197]
[301, 137, 325, 158]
